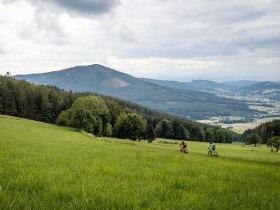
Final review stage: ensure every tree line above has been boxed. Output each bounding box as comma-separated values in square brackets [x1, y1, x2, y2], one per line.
[241, 119, 280, 144]
[0, 75, 239, 142]
[0, 74, 77, 123]
[241, 119, 280, 150]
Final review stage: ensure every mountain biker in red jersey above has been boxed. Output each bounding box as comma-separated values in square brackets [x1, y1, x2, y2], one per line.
[180, 140, 187, 152]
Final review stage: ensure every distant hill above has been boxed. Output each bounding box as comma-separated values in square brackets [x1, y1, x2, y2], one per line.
[15, 64, 255, 120]
[239, 81, 280, 92]
[222, 80, 258, 87]
[238, 81, 280, 100]
[143, 78, 280, 101]
[142, 78, 232, 92]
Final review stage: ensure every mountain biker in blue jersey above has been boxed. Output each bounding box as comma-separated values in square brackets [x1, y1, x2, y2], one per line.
[208, 142, 218, 157]
[209, 142, 216, 152]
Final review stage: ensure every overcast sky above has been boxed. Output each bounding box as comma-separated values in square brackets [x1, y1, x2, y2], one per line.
[0, 0, 279, 81]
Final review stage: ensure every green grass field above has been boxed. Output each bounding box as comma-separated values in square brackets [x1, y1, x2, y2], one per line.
[0, 115, 279, 209]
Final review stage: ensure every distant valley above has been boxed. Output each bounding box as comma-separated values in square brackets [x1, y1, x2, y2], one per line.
[143, 78, 280, 132]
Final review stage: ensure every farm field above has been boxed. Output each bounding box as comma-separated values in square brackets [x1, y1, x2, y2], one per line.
[221, 116, 280, 133]
[198, 116, 280, 134]
[0, 115, 279, 209]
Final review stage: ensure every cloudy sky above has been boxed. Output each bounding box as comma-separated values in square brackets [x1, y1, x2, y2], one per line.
[0, 0, 279, 81]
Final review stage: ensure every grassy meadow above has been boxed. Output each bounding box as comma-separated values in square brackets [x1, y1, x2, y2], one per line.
[0, 115, 279, 209]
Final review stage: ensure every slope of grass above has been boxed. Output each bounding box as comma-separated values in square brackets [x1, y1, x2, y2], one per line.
[0, 115, 279, 209]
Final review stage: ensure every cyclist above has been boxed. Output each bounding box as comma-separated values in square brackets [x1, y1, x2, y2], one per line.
[180, 140, 188, 153]
[209, 142, 216, 153]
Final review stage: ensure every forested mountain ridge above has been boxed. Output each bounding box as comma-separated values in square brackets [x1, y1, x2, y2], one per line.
[0, 75, 239, 142]
[15, 64, 255, 120]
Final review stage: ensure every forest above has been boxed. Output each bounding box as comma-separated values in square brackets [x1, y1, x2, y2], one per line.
[242, 119, 280, 144]
[0, 75, 239, 142]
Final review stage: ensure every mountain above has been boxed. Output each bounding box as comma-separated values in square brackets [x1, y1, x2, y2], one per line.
[16, 64, 148, 98]
[15, 64, 256, 120]
[238, 81, 280, 100]
[142, 78, 232, 92]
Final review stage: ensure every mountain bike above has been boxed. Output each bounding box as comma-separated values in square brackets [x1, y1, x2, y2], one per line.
[208, 149, 218, 157]
[180, 147, 188, 154]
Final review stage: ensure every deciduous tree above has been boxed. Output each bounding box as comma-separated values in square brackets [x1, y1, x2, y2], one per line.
[246, 133, 261, 146]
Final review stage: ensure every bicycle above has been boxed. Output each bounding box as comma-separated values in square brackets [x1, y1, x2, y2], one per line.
[180, 147, 188, 154]
[208, 149, 218, 157]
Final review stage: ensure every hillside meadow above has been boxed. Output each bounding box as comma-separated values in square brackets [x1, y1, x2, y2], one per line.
[0, 115, 279, 209]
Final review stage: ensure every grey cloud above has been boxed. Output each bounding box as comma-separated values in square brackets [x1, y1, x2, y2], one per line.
[50, 0, 121, 15]
[107, 0, 280, 59]
[0, 45, 6, 54]
[1, 0, 280, 81]
[117, 31, 137, 43]
[0, 36, 10, 54]
[113, 25, 138, 43]
[2, 0, 17, 4]
[4, 0, 120, 16]
[0, 45, 11, 54]
[237, 37, 280, 51]
[33, 8, 67, 40]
